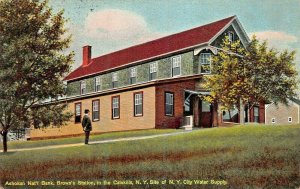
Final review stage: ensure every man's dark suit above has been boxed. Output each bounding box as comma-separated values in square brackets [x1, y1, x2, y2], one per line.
[82, 114, 92, 144]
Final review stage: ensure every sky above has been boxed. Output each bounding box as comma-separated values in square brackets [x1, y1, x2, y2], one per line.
[49, 0, 300, 74]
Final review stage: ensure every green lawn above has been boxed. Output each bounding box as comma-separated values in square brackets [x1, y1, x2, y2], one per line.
[0, 125, 299, 189]
[1, 129, 179, 150]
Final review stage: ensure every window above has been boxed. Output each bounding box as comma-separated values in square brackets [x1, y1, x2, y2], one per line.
[271, 118, 276, 123]
[92, 100, 100, 121]
[149, 62, 157, 80]
[95, 77, 101, 92]
[134, 92, 143, 116]
[80, 80, 86, 95]
[172, 56, 181, 77]
[112, 72, 118, 88]
[288, 117, 292, 122]
[228, 31, 234, 42]
[200, 53, 211, 74]
[202, 101, 211, 112]
[130, 67, 137, 84]
[112, 96, 120, 119]
[165, 92, 174, 116]
[254, 106, 259, 123]
[75, 103, 81, 123]
[184, 92, 193, 116]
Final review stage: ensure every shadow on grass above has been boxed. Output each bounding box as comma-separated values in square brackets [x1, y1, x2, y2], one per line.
[0, 151, 16, 156]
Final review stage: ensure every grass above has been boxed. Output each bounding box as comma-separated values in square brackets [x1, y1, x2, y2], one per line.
[0, 129, 179, 150]
[0, 125, 299, 188]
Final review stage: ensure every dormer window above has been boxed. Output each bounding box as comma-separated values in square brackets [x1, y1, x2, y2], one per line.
[172, 56, 181, 77]
[149, 62, 157, 80]
[112, 72, 118, 88]
[130, 67, 137, 84]
[80, 80, 86, 95]
[228, 31, 234, 42]
[200, 53, 211, 74]
[95, 77, 101, 92]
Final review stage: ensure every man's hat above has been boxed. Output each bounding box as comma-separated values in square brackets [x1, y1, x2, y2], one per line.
[84, 109, 90, 114]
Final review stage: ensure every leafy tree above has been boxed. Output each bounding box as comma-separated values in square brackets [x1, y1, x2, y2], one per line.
[0, 0, 73, 152]
[203, 36, 298, 125]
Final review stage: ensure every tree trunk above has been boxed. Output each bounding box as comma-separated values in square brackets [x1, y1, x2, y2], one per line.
[2, 130, 8, 153]
[239, 98, 245, 125]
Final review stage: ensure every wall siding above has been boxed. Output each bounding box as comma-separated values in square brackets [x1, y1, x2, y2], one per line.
[137, 63, 150, 83]
[181, 51, 194, 76]
[86, 77, 95, 93]
[66, 81, 80, 96]
[155, 79, 196, 129]
[265, 102, 299, 125]
[101, 73, 112, 90]
[157, 58, 171, 79]
[30, 86, 156, 139]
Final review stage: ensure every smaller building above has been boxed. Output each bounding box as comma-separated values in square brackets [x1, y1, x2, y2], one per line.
[265, 99, 300, 125]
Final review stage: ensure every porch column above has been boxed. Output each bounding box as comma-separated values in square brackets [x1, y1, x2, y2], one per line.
[193, 97, 200, 127]
[212, 101, 219, 127]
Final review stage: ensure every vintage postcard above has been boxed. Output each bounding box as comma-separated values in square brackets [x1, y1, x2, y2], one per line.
[0, 0, 299, 188]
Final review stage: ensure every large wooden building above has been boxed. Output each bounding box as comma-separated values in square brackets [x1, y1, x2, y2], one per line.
[30, 16, 265, 139]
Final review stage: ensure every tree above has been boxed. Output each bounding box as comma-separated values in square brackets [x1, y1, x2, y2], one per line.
[203, 36, 298, 125]
[0, 0, 74, 152]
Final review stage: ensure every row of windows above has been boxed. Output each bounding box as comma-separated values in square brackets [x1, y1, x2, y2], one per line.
[74, 92, 175, 123]
[78, 54, 212, 95]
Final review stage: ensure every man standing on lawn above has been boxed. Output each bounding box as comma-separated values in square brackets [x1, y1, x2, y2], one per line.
[82, 109, 92, 144]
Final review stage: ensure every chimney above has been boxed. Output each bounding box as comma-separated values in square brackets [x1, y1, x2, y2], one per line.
[82, 45, 91, 66]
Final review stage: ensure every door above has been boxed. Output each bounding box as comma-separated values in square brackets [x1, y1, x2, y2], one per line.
[200, 100, 212, 127]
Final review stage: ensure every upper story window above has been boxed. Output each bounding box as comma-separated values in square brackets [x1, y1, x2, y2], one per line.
[80, 80, 86, 95]
[200, 53, 211, 74]
[149, 62, 157, 80]
[92, 100, 100, 121]
[165, 92, 174, 116]
[134, 92, 143, 116]
[75, 103, 81, 123]
[112, 72, 118, 88]
[172, 56, 181, 77]
[228, 31, 234, 42]
[112, 96, 120, 119]
[95, 77, 101, 92]
[130, 67, 137, 84]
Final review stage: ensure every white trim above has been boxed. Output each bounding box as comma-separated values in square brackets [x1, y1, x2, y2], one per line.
[80, 80, 86, 95]
[171, 55, 182, 77]
[112, 96, 120, 119]
[112, 72, 118, 82]
[209, 45, 244, 57]
[194, 46, 218, 55]
[208, 16, 236, 44]
[130, 67, 137, 78]
[208, 16, 250, 49]
[199, 53, 212, 74]
[233, 17, 250, 42]
[298, 103, 300, 124]
[231, 22, 248, 48]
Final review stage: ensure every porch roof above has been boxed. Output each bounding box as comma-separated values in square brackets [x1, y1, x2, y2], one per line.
[185, 89, 211, 96]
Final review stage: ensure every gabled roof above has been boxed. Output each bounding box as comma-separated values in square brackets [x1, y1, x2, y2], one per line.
[65, 16, 236, 81]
